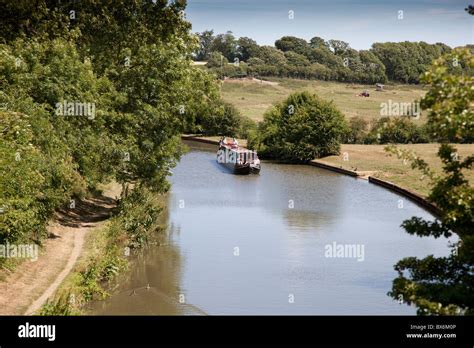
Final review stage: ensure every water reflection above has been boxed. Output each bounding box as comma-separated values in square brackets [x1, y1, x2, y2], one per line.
[90, 141, 453, 315]
[89, 203, 200, 315]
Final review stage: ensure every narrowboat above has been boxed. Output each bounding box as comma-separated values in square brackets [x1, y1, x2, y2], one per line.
[216, 137, 261, 175]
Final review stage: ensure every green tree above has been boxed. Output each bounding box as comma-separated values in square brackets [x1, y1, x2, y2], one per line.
[284, 51, 310, 67]
[275, 36, 310, 56]
[255, 45, 287, 66]
[0, 39, 107, 249]
[0, 0, 223, 261]
[387, 48, 474, 315]
[206, 51, 228, 68]
[196, 30, 215, 61]
[182, 67, 248, 136]
[371, 42, 451, 83]
[250, 92, 348, 162]
[199, 101, 243, 137]
[0, 0, 193, 75]
[211, 31, 238, 61]
[308, 63, 334, 80]
[309, 36, 329, 49]
[110, 42, 194, 188]
[357, 50, 387, 83]
[237, 36, 260, 61]
[0, 38, 119, 187]
[328, 39, 350, 56]
[308, 46, 343, 68]
[420, 48, 473, 143]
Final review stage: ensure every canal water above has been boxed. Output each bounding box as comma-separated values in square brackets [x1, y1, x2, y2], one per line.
[90, 141, 453, 315]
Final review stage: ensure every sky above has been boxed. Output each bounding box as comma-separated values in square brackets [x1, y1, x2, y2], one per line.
[185, 0, 473, 49]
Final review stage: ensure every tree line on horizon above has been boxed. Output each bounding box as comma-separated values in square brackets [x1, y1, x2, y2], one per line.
[195, 30, 472, 84]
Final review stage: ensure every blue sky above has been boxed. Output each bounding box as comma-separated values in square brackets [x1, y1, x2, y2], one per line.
[185, 0, 473, 49]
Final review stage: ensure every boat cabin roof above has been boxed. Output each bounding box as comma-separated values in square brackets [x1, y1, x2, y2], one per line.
[221, 144, 256, 154]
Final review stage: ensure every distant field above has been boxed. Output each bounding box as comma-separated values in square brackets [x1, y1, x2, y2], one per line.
[317, 144, 474, 197]
[220, 77, 427, 123]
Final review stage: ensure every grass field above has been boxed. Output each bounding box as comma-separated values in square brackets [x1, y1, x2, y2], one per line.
[317, 144, 474, 197]
[221, 77, 427, 123]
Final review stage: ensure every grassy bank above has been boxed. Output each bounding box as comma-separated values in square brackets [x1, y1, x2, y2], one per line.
[221, 77, 426, 122]
[316, 144, 474, 197]
[38, 186, 166, 315]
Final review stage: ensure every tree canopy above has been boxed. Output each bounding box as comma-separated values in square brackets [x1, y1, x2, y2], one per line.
[249, 92, 348, 163]
[387, 48, 474, 315]
[0, 0, 245, 263]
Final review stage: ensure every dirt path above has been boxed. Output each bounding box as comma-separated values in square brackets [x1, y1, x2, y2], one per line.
[0, 184, 121, 315]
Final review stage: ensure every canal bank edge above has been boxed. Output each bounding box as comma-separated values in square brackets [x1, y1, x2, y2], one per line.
[367, 176, 440, 217]
[32, 185, 165, 315]
[181, 135, 441, 217]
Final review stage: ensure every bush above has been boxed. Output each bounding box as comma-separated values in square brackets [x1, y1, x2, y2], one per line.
[365, 117, 430, 144]
[237, 115, 257, 139]
[198, 100, 247, 137]
[209, 63, 248, 79]
[250, 91, 348, 162]
[343, 116, 369, 144]
[206, 51, 228, 68]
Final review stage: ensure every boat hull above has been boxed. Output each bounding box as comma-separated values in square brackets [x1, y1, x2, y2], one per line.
[219, 161, 251, 175]
[250, 164, 261, 174]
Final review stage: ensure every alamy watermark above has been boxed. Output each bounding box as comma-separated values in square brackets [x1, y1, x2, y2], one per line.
[0, 242, 39, 262]
[217, 147, 258, 164]
[18, 322, 55, 341]
[55, 100, 96, 120]
[380, 100, 420, 118]
[324, 242, 365, 262]
[217, 147, 238, 164]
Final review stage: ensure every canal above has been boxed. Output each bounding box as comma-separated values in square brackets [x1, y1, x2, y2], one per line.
[90, 141, 453, 315]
